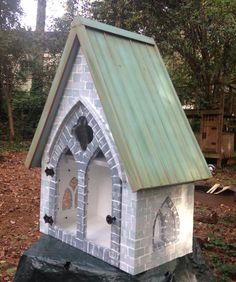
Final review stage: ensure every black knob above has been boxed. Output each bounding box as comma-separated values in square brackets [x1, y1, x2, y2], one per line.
[45, 167, 55, 177]
[43, 214, 54, 225]
[106, 215, 116, 225]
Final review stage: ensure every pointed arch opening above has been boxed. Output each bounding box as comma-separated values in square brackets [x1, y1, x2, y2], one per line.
[56, 148, 78, 233]
[153, 197, 180, 250]
[86, 149, 112, 248]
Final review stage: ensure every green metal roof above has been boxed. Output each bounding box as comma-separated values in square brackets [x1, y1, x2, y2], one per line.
[26, 16, 211, 192]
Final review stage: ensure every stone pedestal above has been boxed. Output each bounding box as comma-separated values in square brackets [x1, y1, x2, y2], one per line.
[14, 235, 215, 282]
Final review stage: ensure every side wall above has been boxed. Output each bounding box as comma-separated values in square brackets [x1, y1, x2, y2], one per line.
[119, 183, 194, 275]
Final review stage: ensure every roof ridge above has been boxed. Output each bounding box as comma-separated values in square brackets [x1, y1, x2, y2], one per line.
[72, 16, 155, 45]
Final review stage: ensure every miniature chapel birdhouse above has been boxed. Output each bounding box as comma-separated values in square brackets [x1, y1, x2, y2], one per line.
[26, 17, 211, 275]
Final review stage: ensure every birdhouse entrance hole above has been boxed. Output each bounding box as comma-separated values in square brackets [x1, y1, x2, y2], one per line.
[56, 149, 78, 233]
[73, 116, 93, 151]
[86, 150, 112, 248]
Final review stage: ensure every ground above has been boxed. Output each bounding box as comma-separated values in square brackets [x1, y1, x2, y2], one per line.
[0, 151, 235, 281]
[0, 151, 40, 281]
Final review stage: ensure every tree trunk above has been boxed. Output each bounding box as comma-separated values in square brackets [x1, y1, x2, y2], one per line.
[3, 87, 15, 142]
[31, 0, 47, 95]
[36, 0, 46, 33]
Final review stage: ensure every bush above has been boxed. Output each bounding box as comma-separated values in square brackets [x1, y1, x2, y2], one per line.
[12, 90, 45, 140]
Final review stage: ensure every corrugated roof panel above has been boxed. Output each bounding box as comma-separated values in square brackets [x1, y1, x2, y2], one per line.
[78, 25, 210, 191]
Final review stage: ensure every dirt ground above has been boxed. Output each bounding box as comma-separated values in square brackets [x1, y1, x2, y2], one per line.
[194, 190, 236, 281]
[0, 152, 40, 281]
[0, 151, 235, 281]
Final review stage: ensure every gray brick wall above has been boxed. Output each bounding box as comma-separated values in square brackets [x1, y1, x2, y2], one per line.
[129, 184, 194, 275]
[42, 102, 123, 267]
[40, 49, 126, 268]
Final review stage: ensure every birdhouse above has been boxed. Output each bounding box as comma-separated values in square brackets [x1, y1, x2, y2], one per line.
[26, 17, 210, 275]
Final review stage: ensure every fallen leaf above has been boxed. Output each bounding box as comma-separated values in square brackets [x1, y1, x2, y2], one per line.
[6, 267, 17, 275]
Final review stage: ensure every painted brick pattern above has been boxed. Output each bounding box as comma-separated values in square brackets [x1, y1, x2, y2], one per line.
[44, 103, 122, 267]
[40, 49, 124, 233]
[43, 48, 123, 178]
[40, 49, 125, 267]
[130, 184, 194, 275]
[119, 182, 138, 274]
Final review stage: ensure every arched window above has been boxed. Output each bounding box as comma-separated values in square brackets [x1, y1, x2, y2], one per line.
[153, 197, 180, 250]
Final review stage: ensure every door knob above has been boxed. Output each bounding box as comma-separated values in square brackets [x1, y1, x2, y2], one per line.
[106, 215, 116, 225]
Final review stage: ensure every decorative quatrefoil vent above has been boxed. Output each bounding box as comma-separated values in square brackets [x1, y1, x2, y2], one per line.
[72, 116, 93, 151]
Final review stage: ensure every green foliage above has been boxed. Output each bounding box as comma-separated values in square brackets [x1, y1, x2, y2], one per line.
[0, 0, 26, 77]
[90, 0, 236, 109]
[0, 1, 56, 141]
[218, 263, 236, 278]
[51, 0, 91, 41]
[12, 90, 46, 139]
[0, 0, 22, 29]
[91, 0, 139, 29]
[205, 236, 236, 281]
[188, 117, 200, 133]
[205, 237, 230, 251]
[0, 141, 30, 153]
[0, 28, 34, 140]
[1, 0, 235, 141]
[53, 0, 81, 33]
[0, 28, 32, 86]
[0, 0, 34, 141]
[221, 215, 235, 224]
[204, 235, 236, 258]
[6, 267, 17, 275]
[228, 165, 236, 172]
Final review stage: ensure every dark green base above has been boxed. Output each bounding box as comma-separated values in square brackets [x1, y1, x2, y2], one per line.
[14, 235, 215, 282]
